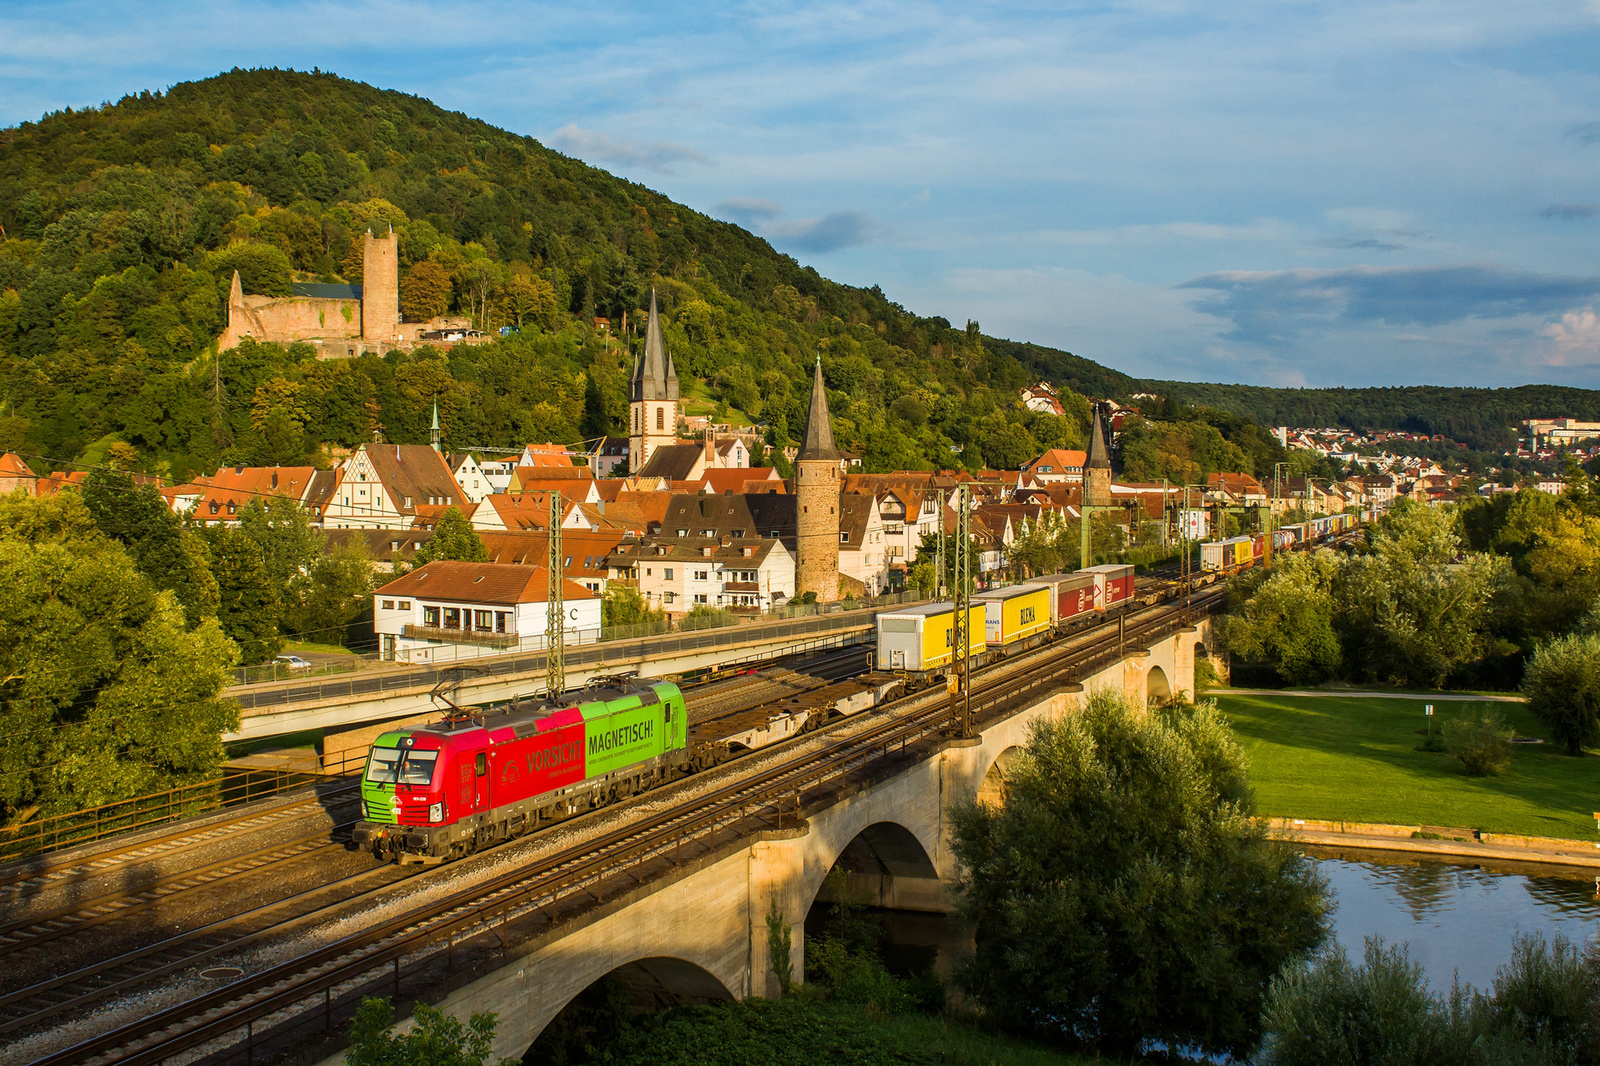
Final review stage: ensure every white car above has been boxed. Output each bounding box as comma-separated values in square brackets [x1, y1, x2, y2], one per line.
[275, 654, 312, 669]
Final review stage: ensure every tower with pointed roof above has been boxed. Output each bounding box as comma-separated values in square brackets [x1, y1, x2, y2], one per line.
[430, 397, 441, 453]
[629, 290, 680, 470]
[1083, 404, 1112, 508]
[795, 357, 840, 602]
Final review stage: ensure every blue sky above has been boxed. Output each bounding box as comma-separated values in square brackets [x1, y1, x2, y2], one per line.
[3, 1, 1599, 389]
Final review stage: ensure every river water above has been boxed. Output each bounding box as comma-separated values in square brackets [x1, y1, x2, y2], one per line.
[858, 848, 1600, 994]
[1311, 846, 1600, 991]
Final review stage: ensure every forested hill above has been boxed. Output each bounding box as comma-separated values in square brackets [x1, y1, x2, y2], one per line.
[1146, 382, 1600, 452]
[0, 68, 1591, 482]
[0, 67, 1088, 480]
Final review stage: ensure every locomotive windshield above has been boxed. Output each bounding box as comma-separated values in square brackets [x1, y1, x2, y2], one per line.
[364, 746, 439, 786]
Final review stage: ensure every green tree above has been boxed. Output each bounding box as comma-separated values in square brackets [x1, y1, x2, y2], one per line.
[413, 506, 488, 564]
[400, 260, 452, 322]
[0, 492, 238, 816]
[1522, 633, 1600, 755]
[345, 997, 511, 1066]
[602, 584, 665, 630]
[204, 525, 283, 664]
[82, 467, 220, 627]
[237, 496, 323, 627]
[288, 535, 376, 648]
[951, 690, 1328, 1059]
[1227, 550, 1343, 684]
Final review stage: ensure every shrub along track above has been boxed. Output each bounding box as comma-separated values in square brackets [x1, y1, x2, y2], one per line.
[13, 588, 1221, 1066]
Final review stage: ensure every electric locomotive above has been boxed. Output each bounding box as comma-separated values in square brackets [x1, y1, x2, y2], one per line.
[352, 680, 688, 864]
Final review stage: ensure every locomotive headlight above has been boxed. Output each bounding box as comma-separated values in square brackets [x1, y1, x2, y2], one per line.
[360, 799, 368, 819]
[429, 802, 444, 823]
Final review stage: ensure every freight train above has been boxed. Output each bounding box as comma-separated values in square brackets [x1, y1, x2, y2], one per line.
[1198, 511, 1365, 573]
[875, 562, 1136, 686]
[352, 680, 689, 863]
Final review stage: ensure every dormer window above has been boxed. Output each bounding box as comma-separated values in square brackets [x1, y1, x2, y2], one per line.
[677, 529, 688, 537]
[840, 531, 850, 542]
[404, 496, 413, 508]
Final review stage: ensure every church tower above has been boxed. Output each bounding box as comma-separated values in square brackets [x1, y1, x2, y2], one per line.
[1083, 404, 1112, 508]
[795, 357, 840, 602]
[629, 290, 679, 470]
[361, 227, 399, 344]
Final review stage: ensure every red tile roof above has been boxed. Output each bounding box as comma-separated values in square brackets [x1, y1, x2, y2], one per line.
[374, 560, 598, 604]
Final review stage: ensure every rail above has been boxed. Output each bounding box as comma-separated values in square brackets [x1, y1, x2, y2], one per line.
[25, 591, 1221, 1066]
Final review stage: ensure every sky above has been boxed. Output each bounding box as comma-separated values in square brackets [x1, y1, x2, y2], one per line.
[2, 1, 1599, 389]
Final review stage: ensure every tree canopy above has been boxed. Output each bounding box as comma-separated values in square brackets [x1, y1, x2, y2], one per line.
[950, 690, 1328, 1059]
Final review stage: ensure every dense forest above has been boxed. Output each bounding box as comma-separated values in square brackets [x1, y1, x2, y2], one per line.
[0, 68, 1095, 481]
[0, 67, 1590, 484]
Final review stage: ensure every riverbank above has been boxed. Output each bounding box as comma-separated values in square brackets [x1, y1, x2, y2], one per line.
[1215, 692, 1600, 839]
[1271, 817, 1600, 871]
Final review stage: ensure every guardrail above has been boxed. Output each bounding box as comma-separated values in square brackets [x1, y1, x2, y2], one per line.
[231, 606, 903, 712]
[0, 769, 328, 864]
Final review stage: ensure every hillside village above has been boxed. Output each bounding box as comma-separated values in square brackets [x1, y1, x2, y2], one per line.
[2, 294, 1549, 670]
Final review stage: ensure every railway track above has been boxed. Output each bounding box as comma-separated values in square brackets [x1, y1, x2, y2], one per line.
[0, 784, 361, 904]
[14, 588, 1223, 1066]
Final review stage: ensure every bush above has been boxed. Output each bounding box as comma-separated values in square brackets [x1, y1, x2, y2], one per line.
[678, 604, 735, 632]
[1259, 933, 1600, 1066]
[1442, 712, 1512, 776]
[1523, 634, 1600, 755]
[1257, 939, 1475, 1066]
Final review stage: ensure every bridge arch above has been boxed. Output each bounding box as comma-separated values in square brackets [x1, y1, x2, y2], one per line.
[801, 819, 941, 917]
[1146, 665, 1172, 704]
[977, 745, 1023, 808]
[521, 955, 734, 1059]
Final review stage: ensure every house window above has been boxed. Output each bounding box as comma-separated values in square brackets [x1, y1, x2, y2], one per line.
[840, 531, 850, 543]
[664, 568, 674, 580]
[678, 529, 688, 537]
[664, 591, 675, 603]
[694, 594, 707, 603]
[474, 609, 493, 629]
[444, 607, 462, 629]
[423, 606, 441, 627]
[404, 496, 413, 508]
[382, 600, 395, 610]
[496, 612, 509, 633]
[399, 600, 411, 610]
[656, 407, 665, 431]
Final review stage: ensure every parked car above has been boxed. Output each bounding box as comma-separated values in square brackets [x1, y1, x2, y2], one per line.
[275, 654, 312, 669]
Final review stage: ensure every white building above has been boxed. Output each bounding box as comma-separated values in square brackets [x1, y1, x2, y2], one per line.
[373, 560, 601, 664]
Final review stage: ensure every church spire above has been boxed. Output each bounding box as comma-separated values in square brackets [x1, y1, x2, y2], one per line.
[632, 289, 679, 403]
[796, 355, 838, 462]
[1086, 405, 1110, 471]
[430, 397, 441, 452]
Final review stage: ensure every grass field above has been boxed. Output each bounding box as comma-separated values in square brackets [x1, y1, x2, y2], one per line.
[1217, 693, 1600, 840]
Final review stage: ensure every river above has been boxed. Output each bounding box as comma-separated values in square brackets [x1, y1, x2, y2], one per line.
[853, 848, 1600, 994]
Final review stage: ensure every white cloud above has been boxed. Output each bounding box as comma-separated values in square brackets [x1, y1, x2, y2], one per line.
[1543, 307, 1600, 365]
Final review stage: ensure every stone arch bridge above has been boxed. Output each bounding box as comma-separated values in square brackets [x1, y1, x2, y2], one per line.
[316, 617, 1214, 1062]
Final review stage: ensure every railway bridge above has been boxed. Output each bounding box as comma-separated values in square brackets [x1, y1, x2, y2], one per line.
[309, 612, 1215, 1064]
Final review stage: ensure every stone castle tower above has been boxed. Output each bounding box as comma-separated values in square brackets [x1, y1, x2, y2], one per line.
[795, 357, 840, 602]
[361, 228, 400, 343]
[1083, 404, 1112, 508]
[629, 290, 680, 469]
[219, 226, 400, 353]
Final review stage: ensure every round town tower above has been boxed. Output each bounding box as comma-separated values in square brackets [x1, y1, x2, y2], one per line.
[795, 357, 840, 602]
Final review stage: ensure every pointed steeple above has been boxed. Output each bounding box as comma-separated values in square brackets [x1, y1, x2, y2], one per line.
[1086, 406, 1110, 470]
[796, 356, 839, 462]
[632, 289, 679, 402]
[430, 397, 441, 453]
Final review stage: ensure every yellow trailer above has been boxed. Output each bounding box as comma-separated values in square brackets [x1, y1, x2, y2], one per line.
[876, 602, 986, 672]
[973, 584, 1053, 648]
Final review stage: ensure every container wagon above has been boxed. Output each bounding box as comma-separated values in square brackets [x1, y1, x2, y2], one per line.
[875, 602, 986, 674]
[352, 680, 687, 863]
[1028, 572, 1098, 625]
[1079, 563, 1135, 610]
[973, 583, 1054, 648]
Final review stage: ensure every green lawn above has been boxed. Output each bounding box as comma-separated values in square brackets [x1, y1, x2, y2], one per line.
[1217, 693, 1600, 840]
